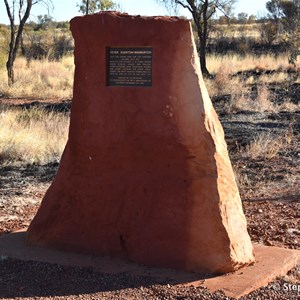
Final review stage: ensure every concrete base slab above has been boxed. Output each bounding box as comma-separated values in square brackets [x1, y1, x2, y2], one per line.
[0, 231, 199, 283]
[202, 244, 300, 298]
[0, 231, 299, 299]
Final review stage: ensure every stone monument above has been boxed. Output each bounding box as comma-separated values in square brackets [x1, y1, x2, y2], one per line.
[27, 12, 255, 274]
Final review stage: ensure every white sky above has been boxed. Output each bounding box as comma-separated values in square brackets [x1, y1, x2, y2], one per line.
[0, 0, 268, 24]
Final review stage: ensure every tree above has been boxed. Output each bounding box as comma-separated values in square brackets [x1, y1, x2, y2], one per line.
[266, 0, 282, 23]
[266, 0, 300, 32]
[260, 21, 277, 45]
[281, 0, 300, 64]
[277, 0, 300, 31]
[35, 14, 54, 30]
[77, 0, 118, 15]
[237, 12, 248, 24]
[218, 15, 229, 24]
[266, 0, 300, 64]
[247, 15, 256, 24]
[157, 0, 235, 76]
[3, 0, 53, 86]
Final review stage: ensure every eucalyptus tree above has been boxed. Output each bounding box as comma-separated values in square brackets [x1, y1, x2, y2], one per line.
[3, 0, 53, 85]
[266, 0, 300, 64]
[157, 0, 236, 76]
[77, 0, 118, 15]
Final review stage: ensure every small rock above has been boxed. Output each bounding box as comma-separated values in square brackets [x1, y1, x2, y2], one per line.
[287, 228, 300, 235]
[265, 240, 274, 246]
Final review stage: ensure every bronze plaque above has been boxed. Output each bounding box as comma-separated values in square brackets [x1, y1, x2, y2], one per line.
[107, 47, 152, 87]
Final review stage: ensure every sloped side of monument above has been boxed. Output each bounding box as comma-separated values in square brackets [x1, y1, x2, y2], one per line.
[27, 12, 254, 274]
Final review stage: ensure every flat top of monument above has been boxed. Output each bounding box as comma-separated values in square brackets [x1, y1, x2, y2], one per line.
[72, 11, 188, 22]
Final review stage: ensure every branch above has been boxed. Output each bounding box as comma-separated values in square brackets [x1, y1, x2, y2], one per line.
[186, 0, 198, 12]
[4, 0, 15, 24]
[195, 0, 233, 19]
[32, 0, 54, 15]
[19, 0, 24, 22]
[175, 0, 193, 14]
[214, 0, 232, 19]
[12, 0, 33, 63]
[206, 5, 216, 20]
[186, 0, 201, 22]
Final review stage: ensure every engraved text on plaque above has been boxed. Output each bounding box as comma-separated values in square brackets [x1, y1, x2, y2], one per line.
[107, 47, 152, 87]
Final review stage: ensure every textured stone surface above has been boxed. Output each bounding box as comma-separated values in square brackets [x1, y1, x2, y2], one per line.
[27, 12, 254, 273]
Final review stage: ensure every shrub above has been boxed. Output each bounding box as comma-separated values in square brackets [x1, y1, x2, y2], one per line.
[50, 34, 73, 60]
[260, 22, 277, 45]
[23, 30, 74, 62]
[241, 129, 294, 160]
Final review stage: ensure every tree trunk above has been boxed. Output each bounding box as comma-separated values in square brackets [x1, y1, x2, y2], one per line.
[199, 39, 209, 77]
[4, 0, 33, 86]
[6, 61, 14, 86]
[21, 34, 26, 56]
[196, 26, 210, 77]
[19, 0, 26, 56]
[6, 24, 15, 86]
[189, 0, 210, 77]
[200, 0, 210, 77]
[86, 0, 89, 15]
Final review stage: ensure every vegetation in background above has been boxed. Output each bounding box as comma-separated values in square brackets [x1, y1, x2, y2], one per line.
[157, 0, 236, 76]
[266, 0, 300, 64]
[0, 26, 8, 69]
[0, 107, 69, 164]
[77, 0, 120, 15]
[23, 29, 73, 61]
[0, 0, 299, 170]
[1, 0, 299, 83]
[206, 53, 300, 113]
[241, 130, 293, 160]
[3, 0, 53, 86]
[0, 56, 74, 99]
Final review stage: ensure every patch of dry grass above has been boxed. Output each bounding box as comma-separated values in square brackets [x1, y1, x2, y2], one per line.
[244, 133, 283, 159]
[232, 127, 298, 198]
[259, 72, 289, 84]
[210, 24, 261, 40]
[225, 95, 253, 113]
[206, 53, 300, 113]
[256, 84, 275, 111]
[240, 129, 294, 160]
[0, 56, 74, 99]
[205, 68, 249, 99]
[225, 85, 300, 113]
[223, 84, 276, 113]
[0, 107, 69, 164]
[279, 101, 300, 112]
[207, 53, 300, 74]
